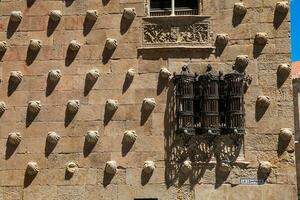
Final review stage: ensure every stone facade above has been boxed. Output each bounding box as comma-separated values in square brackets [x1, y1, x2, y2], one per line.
[0, 0, 296, 200]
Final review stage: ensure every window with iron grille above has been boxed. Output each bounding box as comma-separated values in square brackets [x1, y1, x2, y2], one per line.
[149, 0, 199, 16]
[173, 65, 247, 136]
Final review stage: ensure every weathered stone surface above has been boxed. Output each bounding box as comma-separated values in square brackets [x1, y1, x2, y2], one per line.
[69, 40, 81, 51]
[143, 98, 156, 111]
[106, 99, 119, 112]
[10, 71, 23, 84]
[255, 32, 268, 45]
[105, 38, 118, 50]
[28, 101, 41, 114]
[66, 100, 80, 112]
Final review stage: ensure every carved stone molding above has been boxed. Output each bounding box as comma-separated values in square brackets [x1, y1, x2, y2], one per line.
[141, 16, 213, 49]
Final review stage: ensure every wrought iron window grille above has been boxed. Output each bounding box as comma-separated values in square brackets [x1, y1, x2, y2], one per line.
[173, 64, 247, 136]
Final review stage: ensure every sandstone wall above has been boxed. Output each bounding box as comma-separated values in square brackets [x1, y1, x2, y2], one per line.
[0, 0, 297, 199]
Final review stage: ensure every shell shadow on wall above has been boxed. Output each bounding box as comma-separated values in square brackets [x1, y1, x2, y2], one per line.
[26, 39, 42, 65]
[0, 101, 6, 117]
[8, 71, 23, 96]
[255, 95, 271, 121]
[141, 160, 156, 185]
[65, 162, 78, 180]
[83, 130, 99, 157]
[7, 11, 22, 39]
[277, 128, 293, 156]
[65, 40, 81, 66]
[104, 99, 119, 126]
[257, 161, 272, 183]
[65, 100, 80, 127]
[84, 69, 100, 96]
[26, 100, 41, 127]
[45, 131, 61, 157]
[6, 132, 21, 159]
[121, 130, 137, 156]
[277, 63, 291, 88]
[46, 69, 62, 96]
[102, 38, 118, 64]
[157, 68, 171, 95]
[47, 10, 62, 36]
[253, 32, 268, 58]
[24, 161, 39, 187]
[215, 33, 229, 56]
[83, 10, 98, 36]
[120, 8, 136, 34]
[103, 161, 117, 187]
[122, 68, 135, 94]
[232, 2, 247, 27]
[0, 41, 8, 60]
[273, 1, 289, 29]
[140, 98, 156, 125]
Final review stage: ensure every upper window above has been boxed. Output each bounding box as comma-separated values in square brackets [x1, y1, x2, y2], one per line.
[149, 0, 199, 16]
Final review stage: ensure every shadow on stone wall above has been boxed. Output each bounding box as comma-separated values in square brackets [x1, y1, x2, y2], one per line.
[164, 84, 243, 189]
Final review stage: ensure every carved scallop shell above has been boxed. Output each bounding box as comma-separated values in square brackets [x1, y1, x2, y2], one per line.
[259, 161, 272, 174]
[276, 1, 289, 14]
[28, 101, 41, 114]
[10, 71, 23, 84]
[277, 63, 291, 77]
[160, 68, 171, 79]
[255, 32, 268, 45]
[123, 8, 136, 20]
[86, 10, 98, 21]
[46, 131, 61, 145]
[215, 34, 229, 46]
[48, 69, 62, 83]
[49, 10, 62, 21]
[0, 101, 6, 115]
[181, 160, 192, 174]
[106, 99, 119, 112]
[105, 161, 117, 174]
[66, 162, 78, 174]
[235, 55, 249, 71]
[279, 128, 292, 141]
[8, 132, 22, 145]
[257, 95, 270, 108]
[143, 98, 156, 111]
[67, 100, 80, 113]
[233, 2, 247, 16]
[29, 39, 42, 51]
[69, 40, 81, 51]
[123, 130, 137, 144]
[105, 38, 118, 50]
[85, 131, 99, 145]
[10, 11, 22, 22]
[86, 69, 100, 83]
[143, 160, 155, 174]
[26, 162, 39, 176]
[126, 68, 135, 80]
[0, 41, 8, 52]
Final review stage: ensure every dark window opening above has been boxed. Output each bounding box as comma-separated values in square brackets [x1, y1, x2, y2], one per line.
[149, 0, 199, 16]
